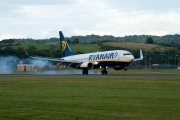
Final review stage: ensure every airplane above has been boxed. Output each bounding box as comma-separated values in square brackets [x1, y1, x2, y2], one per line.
[25, 31, 143, 75]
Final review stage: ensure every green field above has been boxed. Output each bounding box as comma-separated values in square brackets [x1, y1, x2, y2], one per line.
[12, 43, 101, 53]
[70, 44, 101, 53]
[0, 75, 179, 120]
[103, 42, 173, 52]
[11, 42, 173, 54]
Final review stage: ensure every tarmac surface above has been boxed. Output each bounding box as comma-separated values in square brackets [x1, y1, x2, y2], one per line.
[1, 73, 180, 77]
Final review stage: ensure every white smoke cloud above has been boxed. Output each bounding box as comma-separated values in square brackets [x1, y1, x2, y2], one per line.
[0, 56, 20, 74]
[28, 59, 51, 68]
[0, 56, 101, 74]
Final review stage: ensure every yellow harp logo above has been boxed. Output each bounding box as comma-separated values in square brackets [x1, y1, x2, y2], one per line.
[61, 41, 66, 52]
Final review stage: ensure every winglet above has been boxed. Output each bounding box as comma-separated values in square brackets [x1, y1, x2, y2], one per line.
[140, 49, 143, 59]
[133, 49, 143, 62]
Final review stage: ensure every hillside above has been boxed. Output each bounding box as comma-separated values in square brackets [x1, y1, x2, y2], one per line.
[10, 42, 174, 54]
[8, 42, 177, 53]
[70, 44, 101, 53]
[103, 42, 173, 52]
[11, 43, 101, 53]
[1, 42, 179, 65]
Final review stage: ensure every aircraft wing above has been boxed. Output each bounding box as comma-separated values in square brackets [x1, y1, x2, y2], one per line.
[24, 49, 81, 64]
[133, 49, 143, 62]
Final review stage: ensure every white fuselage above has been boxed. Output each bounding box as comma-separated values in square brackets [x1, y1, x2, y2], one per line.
[62, 50, 134, 65]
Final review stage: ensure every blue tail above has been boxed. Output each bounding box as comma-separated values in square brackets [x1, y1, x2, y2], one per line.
[59, 31, 75, 57]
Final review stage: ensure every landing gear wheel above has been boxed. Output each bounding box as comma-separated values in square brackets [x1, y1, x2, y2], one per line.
[124, 67, 127, 71]
[101, 70, 104, 75]
[82, 70, 88, 75]
[85, 70, 88, 75]
[104, 70, 107, 75]
[101, 70, 108, 75]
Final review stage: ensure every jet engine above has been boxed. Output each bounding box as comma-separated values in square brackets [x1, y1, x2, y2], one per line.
[80, 62, 93, 69]
[113, 66, 124, 70]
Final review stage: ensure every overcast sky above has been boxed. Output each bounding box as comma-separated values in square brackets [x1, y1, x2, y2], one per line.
[0, 0, 180, 40]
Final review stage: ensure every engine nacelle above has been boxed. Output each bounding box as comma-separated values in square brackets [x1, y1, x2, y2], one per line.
[80, 62, 93, 69]
[113, 66, 124, 70]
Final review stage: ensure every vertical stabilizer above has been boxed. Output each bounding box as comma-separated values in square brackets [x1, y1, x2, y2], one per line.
[59, 31, 75, 57]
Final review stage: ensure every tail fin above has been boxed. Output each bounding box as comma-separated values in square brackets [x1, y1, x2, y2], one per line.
[59, 31, 75, 57]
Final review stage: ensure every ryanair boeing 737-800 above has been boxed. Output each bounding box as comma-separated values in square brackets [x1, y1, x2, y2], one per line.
[25, 31, 143, 75]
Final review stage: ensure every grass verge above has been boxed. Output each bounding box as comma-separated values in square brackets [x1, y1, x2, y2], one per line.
[0, 76, 179, 120]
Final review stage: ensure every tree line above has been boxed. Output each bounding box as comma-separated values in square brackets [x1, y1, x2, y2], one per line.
[1, 34, 180, 44]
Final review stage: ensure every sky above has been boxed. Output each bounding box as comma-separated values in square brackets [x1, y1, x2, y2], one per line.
[0, 0, 180, 40]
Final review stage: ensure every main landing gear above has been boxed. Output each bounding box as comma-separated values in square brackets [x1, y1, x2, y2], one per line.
[82, 69, 88, 75]
[101, 69, 108, 75]
[101, 67, 108, 75]
[82, 69, 108, 75]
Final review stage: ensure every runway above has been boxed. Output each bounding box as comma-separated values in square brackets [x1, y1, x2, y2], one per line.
[0, 73, 180, 77]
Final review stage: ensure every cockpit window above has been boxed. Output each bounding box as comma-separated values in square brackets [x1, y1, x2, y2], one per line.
[123, 53, 132, 56]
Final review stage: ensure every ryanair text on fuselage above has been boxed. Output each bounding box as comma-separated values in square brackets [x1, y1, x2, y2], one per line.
[89, 52, 118, 61]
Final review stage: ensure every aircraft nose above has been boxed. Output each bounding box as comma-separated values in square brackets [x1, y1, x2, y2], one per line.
[130, 55, 134, 62]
